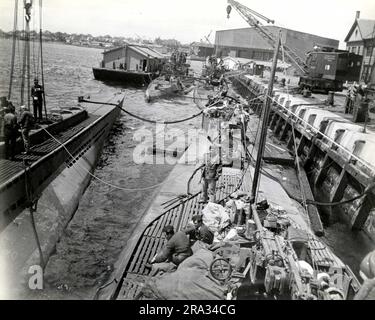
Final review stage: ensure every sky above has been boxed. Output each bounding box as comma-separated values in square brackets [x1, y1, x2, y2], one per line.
[0, 0, 374, 48]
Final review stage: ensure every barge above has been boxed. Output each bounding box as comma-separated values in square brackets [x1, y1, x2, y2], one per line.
[93, 44, 166, 86]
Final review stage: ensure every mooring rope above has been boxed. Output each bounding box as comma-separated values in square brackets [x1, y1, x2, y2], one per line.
[79, 98, 203, 124]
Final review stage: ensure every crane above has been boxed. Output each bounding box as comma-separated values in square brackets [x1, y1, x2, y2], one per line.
[204, 30, 213, 44]
[226, 0, 308, 75]
[201, 30, 213, 45]
[226, 0, 362, 93]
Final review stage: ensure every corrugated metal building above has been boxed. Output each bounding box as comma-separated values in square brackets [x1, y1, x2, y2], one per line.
[101, 44, 165, 72]
[215, 26, 339, 62]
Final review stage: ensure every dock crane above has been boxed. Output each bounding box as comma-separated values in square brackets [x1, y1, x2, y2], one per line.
[204, 30, 213, 44]
[226, 0, 307, 75]
[226, 0, 362, 92]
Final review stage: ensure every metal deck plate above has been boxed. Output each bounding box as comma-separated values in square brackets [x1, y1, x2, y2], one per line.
[0, 115, 97, 186]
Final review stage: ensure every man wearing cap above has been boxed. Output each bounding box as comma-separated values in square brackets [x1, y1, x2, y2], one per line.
[200, 151, 222, 204]
[31, 78, 44, 122]
[19, 106, 34, 154]
[184, 214, 214, 245]
[150, 225, 192, 266]
[3, 107, 18, 160]
[354, 250, 375, 300]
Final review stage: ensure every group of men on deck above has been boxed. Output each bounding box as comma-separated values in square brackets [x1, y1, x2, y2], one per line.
[148, 82, 247, 271]
[2, 78, 44, 160]
[149, 214, 214, 267]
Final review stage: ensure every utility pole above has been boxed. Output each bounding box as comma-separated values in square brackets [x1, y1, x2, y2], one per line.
[251, 32, 281, 203]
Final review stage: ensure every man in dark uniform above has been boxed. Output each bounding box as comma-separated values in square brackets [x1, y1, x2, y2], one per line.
[184, 214, 214, 245]
[19, 105, 34, 154]
[31, 78, 44, 122]
[150, 225, 193, 266]
[200, 152, 222, 203]
[354, 250, 375, 300]
[3, 107, 18, 160]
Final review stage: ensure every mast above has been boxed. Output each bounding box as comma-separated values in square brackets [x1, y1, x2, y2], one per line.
[20, 0, 33, 108]
[26, 1, 31, 110]
[8, 0, 19, 100]
[250, 31, 281, 203]
[39, 0, 47, 118]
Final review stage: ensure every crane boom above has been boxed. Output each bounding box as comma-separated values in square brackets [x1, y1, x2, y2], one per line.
[227, 0, 308, 75]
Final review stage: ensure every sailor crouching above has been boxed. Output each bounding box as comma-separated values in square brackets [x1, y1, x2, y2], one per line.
[184, 214, 214, 246]
[3, 106, 18, 160]
[149, 225, 193, 266]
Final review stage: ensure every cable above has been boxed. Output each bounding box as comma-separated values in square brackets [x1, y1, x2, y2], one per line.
[23, 160, 45, 270]
[80, 99, 203, 125]
[123, 107, 203, 125]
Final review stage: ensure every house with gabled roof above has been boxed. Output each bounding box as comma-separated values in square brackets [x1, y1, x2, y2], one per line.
[344, 11, 375, 83]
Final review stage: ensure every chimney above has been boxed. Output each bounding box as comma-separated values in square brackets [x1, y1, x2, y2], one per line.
[356, 11, 360, 19]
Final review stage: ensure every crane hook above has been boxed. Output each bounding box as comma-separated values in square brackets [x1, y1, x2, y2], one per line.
[226, 5, 232, 18]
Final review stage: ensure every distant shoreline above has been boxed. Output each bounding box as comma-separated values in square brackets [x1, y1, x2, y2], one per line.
[0, 36, 108, 51]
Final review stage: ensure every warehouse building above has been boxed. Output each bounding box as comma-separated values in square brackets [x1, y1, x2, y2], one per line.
[214, 26, 339, 62]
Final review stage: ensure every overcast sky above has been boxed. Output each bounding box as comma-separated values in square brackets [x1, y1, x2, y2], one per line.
[0, 0, 374, 47]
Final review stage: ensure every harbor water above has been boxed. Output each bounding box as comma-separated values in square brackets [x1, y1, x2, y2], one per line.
[0, 38, 373, 299]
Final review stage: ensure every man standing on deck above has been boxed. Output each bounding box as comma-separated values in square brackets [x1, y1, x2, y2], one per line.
[19, 105, 34, 155]
[3, 107, 18, 160]
[200, 151, 222, 204]
[31, 78, 44, 122]
[150, 225, 193, 266]
[354, 250, 375, 300]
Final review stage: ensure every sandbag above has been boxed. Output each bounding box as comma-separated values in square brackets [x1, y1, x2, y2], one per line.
[141, 249, 226, 300]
